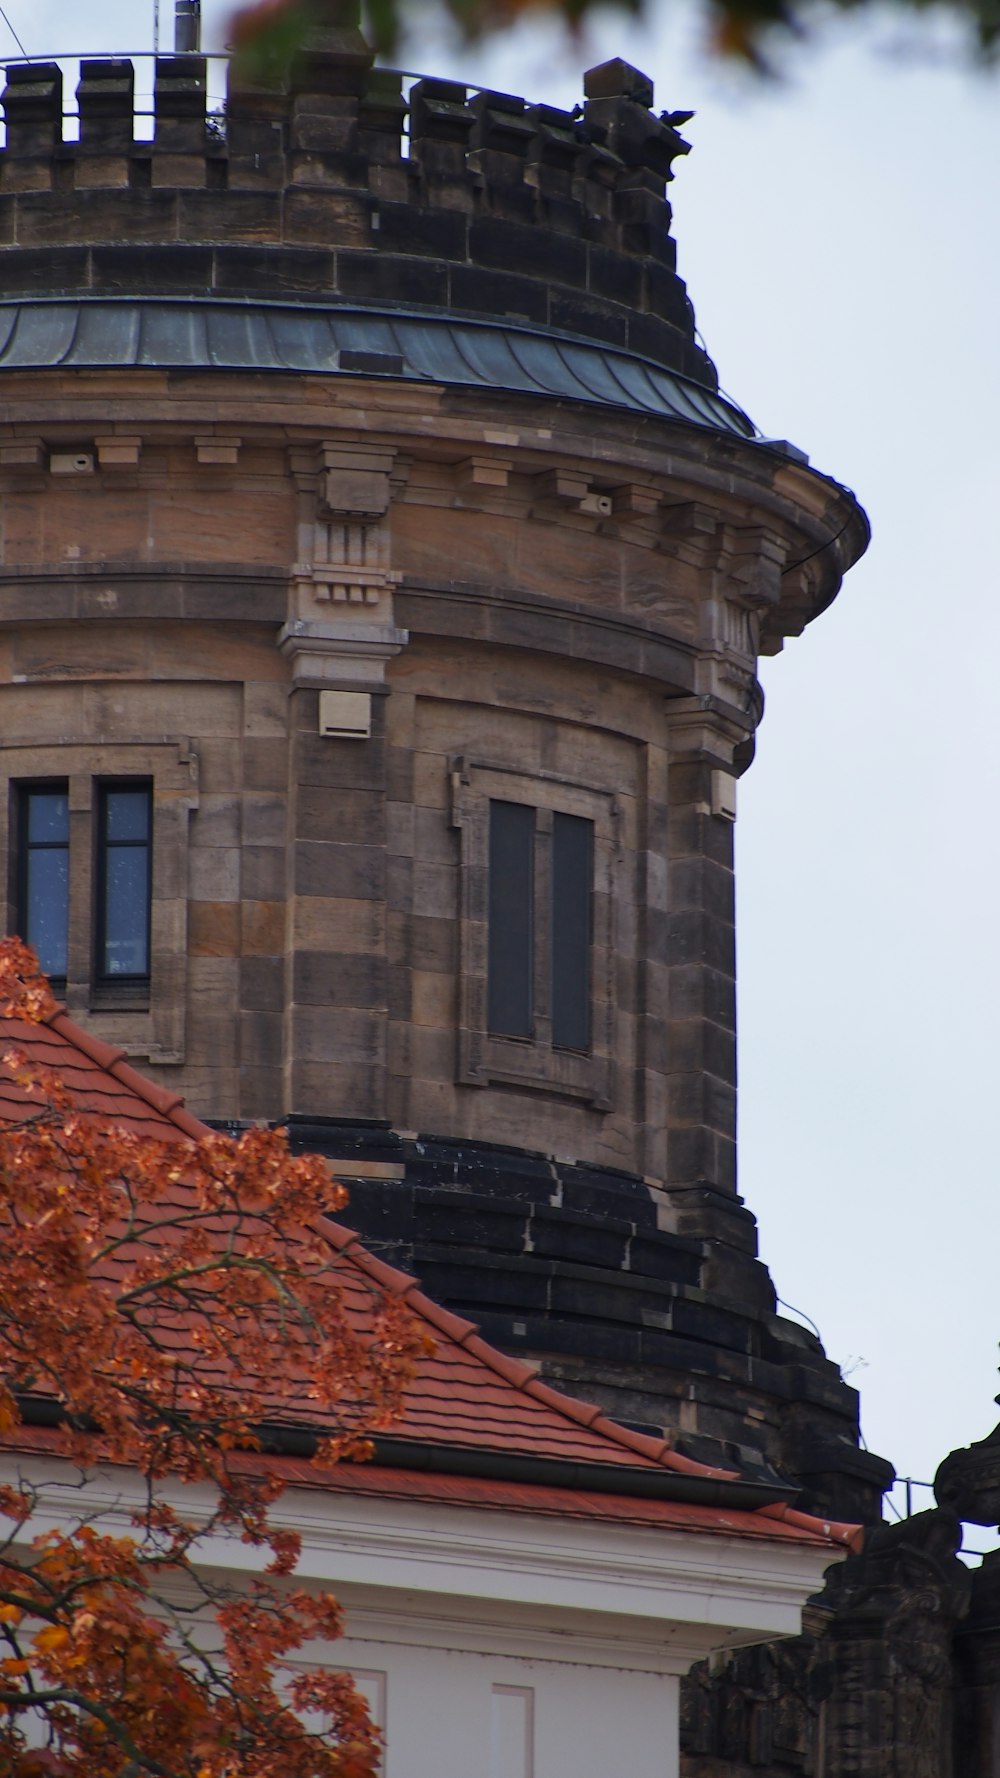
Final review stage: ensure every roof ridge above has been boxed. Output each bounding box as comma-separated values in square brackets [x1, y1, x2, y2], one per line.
[755, 1500, 864, 1553]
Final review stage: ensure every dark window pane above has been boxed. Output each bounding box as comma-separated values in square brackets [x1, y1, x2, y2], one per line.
[25, 847, 68, 978]
[488, 800, 534, 1039]
[551, 812, 592, 1051]
[102, 849, 150, 976]
[105, 790, 150, 843]
[98, 783, 152, 981]
[20, 787, 70, 979]
[27, 791, 68, 845]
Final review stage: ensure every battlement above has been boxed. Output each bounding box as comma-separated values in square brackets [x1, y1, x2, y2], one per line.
[0, 47, 716, 388]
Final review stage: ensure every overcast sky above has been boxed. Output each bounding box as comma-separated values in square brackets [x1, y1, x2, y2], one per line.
[11, 0, 1000, 1542]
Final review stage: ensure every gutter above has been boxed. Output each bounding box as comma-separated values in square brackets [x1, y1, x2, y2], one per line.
[256, 1422, 800, 1513]
[13, 1397, 799, 1513]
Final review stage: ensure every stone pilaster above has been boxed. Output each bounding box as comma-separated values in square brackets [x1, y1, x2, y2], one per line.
[660, 698, 744, 1198]
[281, 440, 407, 1121]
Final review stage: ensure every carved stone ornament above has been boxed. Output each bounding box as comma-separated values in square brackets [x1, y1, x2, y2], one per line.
[934, 1418, 1000, 1526]
[290, 441, 402, 614]
[820, 1508, 970, 1778]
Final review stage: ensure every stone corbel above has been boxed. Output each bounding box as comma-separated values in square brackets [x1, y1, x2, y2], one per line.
[610, 480, 661, 518]
[689, 524, 790, 669]
[662, 695, 748, 773]
[0, 436, 45, 471]
[457, 454, 513, 490]
[660, 500, 720, 560]
[530, 467, 611, 518]
[96, 436, 143, 470]
[278, 618, 409, 690]
[663, 697, 746, 823]
[722, 524, 787, 612]
[763, 557, 818, 650]
[665, 677, 761, 798]
[598, 480, 663, 545]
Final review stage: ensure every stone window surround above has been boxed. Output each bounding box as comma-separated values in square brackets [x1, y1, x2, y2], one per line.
[450, 756, 619, 1111]
[0, 738, 198, 1064]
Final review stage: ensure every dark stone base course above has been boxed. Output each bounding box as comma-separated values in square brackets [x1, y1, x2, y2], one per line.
[272, 1116, 890, 1522]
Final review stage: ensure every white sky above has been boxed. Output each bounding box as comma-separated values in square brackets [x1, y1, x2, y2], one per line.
[11, 0, 1000, 1539]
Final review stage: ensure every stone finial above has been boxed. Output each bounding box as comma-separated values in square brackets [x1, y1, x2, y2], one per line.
[586, 92, 691, 182]
[584, 59, 655, 108]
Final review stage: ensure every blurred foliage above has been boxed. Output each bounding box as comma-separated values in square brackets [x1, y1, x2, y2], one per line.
[230, 0, 1000, 76]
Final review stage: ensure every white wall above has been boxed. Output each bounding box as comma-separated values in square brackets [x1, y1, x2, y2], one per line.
[3, 1453, 844, 1778]
[336, 1640, 679, 1778]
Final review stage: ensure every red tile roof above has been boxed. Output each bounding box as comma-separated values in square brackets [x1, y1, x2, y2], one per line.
[0, 1008, 205, 1142]
[0, 1002, 862, 1554]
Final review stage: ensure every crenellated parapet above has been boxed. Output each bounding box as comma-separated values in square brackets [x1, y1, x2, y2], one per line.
[0, 48, 714, 386]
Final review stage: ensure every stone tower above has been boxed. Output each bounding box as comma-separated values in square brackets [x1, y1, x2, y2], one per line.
[0, 13, 888, 1521]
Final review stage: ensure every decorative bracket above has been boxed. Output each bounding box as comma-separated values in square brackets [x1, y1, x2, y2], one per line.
[285, 441, 408, 681]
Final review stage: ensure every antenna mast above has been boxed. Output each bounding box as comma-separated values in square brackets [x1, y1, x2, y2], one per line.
[174, 0, 201, 52]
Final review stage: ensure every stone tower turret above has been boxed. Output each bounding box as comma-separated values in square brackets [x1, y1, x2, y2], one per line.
[0, 15, 888, 1519]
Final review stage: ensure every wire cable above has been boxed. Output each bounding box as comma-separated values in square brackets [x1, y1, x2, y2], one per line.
[0, 6, 27, 57]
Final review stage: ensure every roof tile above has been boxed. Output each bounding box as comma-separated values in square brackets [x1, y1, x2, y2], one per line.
[0, 1001, 860, 1553]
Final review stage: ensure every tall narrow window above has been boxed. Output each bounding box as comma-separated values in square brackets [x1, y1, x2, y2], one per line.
[551, 811, 592, 1051]
[18, 784, 69, 981]
[487, 799, 534, 1038]
[453, 761, 615, 1107]
[96, 783, 152, 982]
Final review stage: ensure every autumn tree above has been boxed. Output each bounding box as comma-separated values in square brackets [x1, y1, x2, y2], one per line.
[229, 0, 1000, 80]
[0, 936, 422, 1778]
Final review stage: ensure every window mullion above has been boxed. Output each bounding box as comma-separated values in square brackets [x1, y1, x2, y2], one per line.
[65, 773, 93, 1006]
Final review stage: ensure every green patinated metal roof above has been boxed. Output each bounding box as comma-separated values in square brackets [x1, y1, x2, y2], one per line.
[0, 296, 757, 437]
